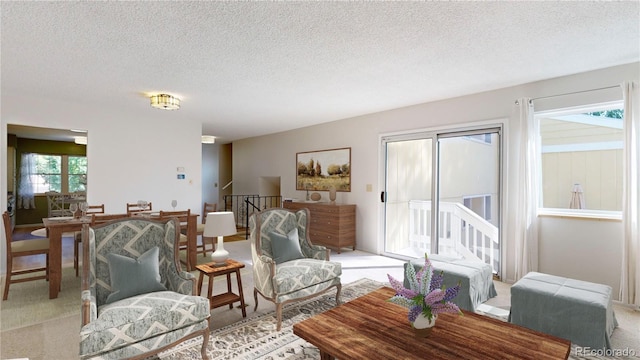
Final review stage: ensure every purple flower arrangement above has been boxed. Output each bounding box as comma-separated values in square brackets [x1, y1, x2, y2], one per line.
[388, 254, 462, 323]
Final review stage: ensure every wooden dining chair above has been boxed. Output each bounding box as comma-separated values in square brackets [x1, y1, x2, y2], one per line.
[159, 209, 192, 269]
[126, 202, 153, 215]
[2, 211, 50, 300]
[196, 202, 217, 257]
[92, 213, 130, 224]
[74, 204, 105, 276]
[45, 191, 70, 217]
[86, 204, 105, 215]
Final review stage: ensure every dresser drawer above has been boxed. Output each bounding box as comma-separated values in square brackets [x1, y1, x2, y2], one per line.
[283, 202, 356, 253]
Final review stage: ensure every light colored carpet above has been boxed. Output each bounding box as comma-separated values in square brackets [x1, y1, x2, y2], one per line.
[0, 313, 80, 360]
[0, 266, 80, 331]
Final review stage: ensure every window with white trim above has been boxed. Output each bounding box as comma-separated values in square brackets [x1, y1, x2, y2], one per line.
[463, 194, 492, 221]
[536, 102, 623, 213]
[31, 154, 87, 194]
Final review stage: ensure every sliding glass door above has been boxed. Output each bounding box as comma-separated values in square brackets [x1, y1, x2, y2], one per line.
[382, 135, 433, 257]
[382, 127, 502, 275]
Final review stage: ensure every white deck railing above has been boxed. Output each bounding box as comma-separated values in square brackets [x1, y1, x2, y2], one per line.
[409, 200, 499, 273]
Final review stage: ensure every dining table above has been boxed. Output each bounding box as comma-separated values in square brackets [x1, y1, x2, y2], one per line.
[42, 216, 90, 299]
[42, 213, 199, 299]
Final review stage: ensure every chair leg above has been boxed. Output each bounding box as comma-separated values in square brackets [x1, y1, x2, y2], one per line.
[335, 283, 342, 305]
[201, 325, 210, 360]
[74, 238, 80, 277]
[200, 236, 207, 257]
[253, 288, 259, 311]
[201, 236, 212, 258]
[3, 259, 12, 300]
[276, 303, 283, 331]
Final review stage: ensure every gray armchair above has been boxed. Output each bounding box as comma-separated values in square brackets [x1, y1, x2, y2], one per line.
[79, 217, 210, 359]
[249, 207, 342, 331]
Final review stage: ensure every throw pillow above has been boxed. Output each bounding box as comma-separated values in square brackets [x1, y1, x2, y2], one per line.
[269, 228, 304, 264]
[105, 246, 167, 304]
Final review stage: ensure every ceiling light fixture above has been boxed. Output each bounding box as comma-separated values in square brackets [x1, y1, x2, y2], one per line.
[74, 136, 88, 145]
[201, 135, 216, 144]
[150, 94, 180, 110]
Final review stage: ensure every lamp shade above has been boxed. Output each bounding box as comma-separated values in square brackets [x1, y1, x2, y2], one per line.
[203, 212, 237, 238]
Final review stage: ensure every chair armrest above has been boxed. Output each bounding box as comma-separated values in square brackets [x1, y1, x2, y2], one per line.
[252, 254, 277, 298]
[302, 242, 330, 260]
[255, 255, 276, 275]
[81, 290, 97, 327]
[165, 269, 196, 295]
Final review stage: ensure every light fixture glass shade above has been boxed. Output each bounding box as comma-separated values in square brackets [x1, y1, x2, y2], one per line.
[203, 212, 237, 265]
[150, 94, 180, 110]
[201, 135, 216, 144]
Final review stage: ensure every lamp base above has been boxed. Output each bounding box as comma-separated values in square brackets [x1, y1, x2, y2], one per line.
[210, 236, 229, 266]
[210, 250, 229, 265]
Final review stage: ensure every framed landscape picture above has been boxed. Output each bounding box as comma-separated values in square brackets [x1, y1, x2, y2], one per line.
[296, 147, 351, 191]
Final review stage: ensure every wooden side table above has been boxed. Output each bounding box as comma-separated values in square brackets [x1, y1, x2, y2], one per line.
[195, 259, 247, 317]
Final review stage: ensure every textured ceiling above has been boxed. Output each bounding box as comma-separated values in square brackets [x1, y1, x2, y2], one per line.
[2, 1, 639, 143]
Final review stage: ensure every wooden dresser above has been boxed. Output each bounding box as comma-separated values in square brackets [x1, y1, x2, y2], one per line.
[283, 202, 356, 253]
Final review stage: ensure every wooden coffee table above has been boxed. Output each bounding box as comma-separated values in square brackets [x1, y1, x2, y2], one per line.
[195, 259, 247, 317]
[293, 287, 570, 360]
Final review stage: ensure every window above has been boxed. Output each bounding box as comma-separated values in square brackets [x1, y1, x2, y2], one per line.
[68, 156, 88, 192]
[463, 194, 492, 222]
[465, 133, 492, 144]
[31, 154, 87, 193]
[536, 102, 623, 213]
[33, 154, 62, 193]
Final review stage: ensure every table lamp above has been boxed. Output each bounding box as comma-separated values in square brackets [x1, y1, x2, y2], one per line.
[203, 211, 237, 266]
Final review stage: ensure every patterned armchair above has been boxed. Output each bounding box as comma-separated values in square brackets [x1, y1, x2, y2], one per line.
[249, 208, 342, 331]
[79, 218, 210, 360]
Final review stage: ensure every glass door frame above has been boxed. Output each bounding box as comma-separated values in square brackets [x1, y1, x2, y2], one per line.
[380, 123, 504, 277]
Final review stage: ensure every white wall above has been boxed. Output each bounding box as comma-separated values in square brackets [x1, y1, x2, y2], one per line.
[233, 62, 638, 297]
[1, 94, 203, 272]
[538, 216, 623, 296]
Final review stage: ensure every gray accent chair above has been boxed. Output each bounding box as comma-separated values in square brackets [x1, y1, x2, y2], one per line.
[249, 207, 342, 331]
[79, 217, 210, 359]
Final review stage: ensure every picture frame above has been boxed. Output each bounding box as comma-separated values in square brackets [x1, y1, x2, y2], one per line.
[296, 147, 351, 192]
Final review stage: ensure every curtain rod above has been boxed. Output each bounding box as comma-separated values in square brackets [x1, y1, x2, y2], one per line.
[530, 85, 620, 103]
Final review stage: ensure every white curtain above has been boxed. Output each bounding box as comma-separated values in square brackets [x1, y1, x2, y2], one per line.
[620, 81, 640, 308]
[512, 98, 540, 280]
[18, 153, 37, 209]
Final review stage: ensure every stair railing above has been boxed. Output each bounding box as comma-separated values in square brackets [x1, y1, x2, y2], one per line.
[223, 194, 283, 238]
